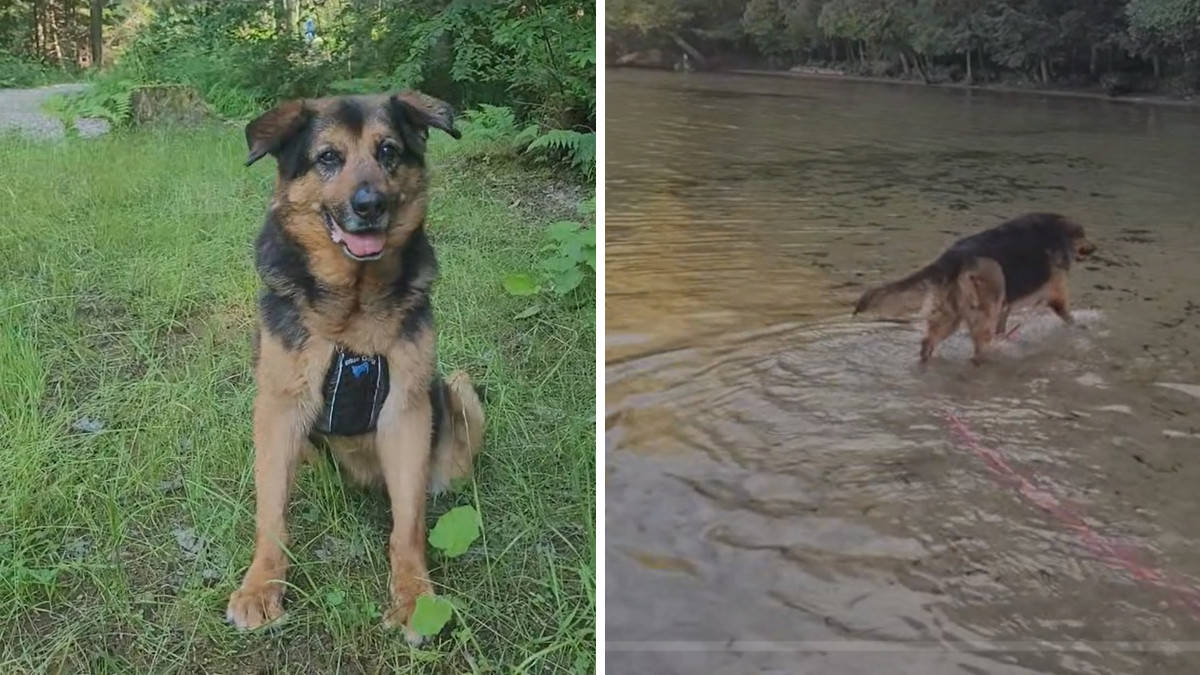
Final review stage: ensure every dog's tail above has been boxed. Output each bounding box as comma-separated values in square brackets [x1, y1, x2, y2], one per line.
[428, 370, 486, 494]
[853, 264, 939, 318]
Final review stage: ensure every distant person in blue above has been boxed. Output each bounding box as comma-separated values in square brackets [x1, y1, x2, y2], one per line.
[304, 17, 316, 44]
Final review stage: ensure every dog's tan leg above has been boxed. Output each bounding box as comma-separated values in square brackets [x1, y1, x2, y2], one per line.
[995, 305, 1011, 335]
[428, 370, 485, 494]
[921, 312, 960, 364]
[227, 336, 327, 630]
[967, 318, 996, 365]
[377, 389, 434, 643]
[1047, 273, 1074, 325]
[962, 258, 1005, 364]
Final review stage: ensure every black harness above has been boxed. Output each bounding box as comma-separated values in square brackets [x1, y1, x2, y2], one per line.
[312, 348, 390, 436]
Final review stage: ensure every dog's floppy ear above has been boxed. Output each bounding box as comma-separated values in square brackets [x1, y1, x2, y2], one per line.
[389, 91, 462, 150]
[245, 100, 309, 166]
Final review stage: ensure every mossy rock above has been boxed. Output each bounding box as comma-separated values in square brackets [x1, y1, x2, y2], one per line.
[130, 85, 212, 125]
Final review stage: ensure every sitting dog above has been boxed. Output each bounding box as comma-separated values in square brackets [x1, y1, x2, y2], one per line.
[854, 212, 1097, 364]
[225, 92, 485, 641]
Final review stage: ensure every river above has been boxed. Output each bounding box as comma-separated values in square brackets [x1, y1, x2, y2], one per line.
[605, 68, 1200, 674]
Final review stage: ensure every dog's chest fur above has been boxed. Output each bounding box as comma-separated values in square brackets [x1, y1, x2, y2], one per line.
[255, 214, 437, 357]
[309, 283, 428, 355]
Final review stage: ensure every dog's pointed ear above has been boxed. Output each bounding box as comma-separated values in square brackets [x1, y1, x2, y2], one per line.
[389, 91, 461, 143]
[245, 100, 309, 166]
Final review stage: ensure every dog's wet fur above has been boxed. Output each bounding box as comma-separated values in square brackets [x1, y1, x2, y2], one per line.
[854, 213, 1097, 365]
[226, 92, 484, 641]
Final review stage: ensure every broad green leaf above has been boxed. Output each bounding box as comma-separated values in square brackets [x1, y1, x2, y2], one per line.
[547, 220, 582, 241]
[540, 254, 578, 273]
[502, 273, 539, 296]
[410, 595, 454, 637]
[324, 589, 346, 607]
[551, 267, 584, 295]
[428, 505, 481, 558]
[559, 237, 584, 260]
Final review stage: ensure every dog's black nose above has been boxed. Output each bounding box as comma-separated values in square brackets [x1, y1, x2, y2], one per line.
[350, 186, 386, 221]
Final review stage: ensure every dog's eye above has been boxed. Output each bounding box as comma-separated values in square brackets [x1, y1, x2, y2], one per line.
[317, 150, 341, 166]
[378, 142, 400, 168]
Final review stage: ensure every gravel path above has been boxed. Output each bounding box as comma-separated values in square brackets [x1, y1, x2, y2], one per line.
[0, 83, 111, 139]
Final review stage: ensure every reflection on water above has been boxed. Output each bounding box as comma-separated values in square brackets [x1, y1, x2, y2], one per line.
[606, 69, 1200, 674]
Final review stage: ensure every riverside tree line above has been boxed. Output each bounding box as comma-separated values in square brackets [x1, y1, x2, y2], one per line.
[608, 0, 1200, 94]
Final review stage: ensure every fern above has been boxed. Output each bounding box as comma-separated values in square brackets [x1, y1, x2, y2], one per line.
[525, 130, 595, 178]
[44, 79, 138, 128]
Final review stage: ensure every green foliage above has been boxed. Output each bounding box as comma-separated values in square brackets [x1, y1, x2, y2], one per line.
[410, 595, 456, 637]
[428, 506, 482, 559]
[1126, 0, 1200, 54]
[538, 220, 597, 295]
[43, 79, 137, 127]
[526, 129, 597, 179]
[456, 104, 540, 158]
[611, 0, 1200, 91]
[0, 53, 73, 88]
[7, 0, 594, 175]
[503, 197, 596, 301]
[503, 274, 541, 297]
[454, 104, 594, 179]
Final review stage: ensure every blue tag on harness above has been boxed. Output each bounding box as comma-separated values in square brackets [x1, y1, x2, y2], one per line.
[313, 349, 390, 436]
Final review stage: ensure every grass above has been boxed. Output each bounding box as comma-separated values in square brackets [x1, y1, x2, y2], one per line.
[0, 124, 595, 673]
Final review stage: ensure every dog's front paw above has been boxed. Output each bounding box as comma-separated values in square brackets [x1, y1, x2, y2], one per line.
[382, 570, 433, 645]
[226, 582, 285, 630]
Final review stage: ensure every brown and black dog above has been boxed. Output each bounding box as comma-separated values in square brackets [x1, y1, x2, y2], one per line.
[225, 92, 485, 641]
[854, 213, 1097, 365]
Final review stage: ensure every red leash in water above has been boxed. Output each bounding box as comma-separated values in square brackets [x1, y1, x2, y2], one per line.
[942, 409, 1200, 621]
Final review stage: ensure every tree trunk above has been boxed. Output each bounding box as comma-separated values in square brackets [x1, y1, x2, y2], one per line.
[669, 32, 708, 69]
[831, 40, 838, 62]
[89, 0, 102, 68]
[1090, 43, 1098, 76]
[898, 50, 910, 76]
[64, 0, 73, 64]
[49, 1, 63, 65]
[274, 0, 287, 34]
[287, 0, 300, 36]
[965, 49, 972, 84]
[908, 49, 931, 84]
[858, 40, 865, 65]
[1152, 54, 1161, 79]
[1039, 56, 1049, 84]
[32, 0, 42, 57]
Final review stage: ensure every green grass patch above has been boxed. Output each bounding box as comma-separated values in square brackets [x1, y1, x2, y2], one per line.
[0, 125, 595, 673]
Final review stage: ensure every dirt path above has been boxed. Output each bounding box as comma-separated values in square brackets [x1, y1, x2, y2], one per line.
[0, 83, 110, 139]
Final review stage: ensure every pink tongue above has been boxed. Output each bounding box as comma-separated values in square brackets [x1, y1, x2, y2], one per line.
[340, 230, 386, 258]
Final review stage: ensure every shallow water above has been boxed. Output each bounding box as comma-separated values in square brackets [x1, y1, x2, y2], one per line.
[605, 69, 1200, 674]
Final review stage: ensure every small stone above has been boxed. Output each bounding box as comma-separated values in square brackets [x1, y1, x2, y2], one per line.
[63, 536, 91, 560]
[171, 526, 206, 559]
[158, 477, 184, 493]
[72, 417, 105, 433]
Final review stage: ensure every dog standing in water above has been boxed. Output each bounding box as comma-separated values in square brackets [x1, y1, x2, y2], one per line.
[854, 213, 1097, 364]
